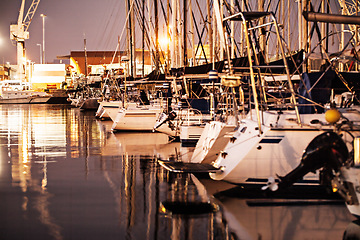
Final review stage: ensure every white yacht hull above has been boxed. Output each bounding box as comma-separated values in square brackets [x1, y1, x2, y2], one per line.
[111, 103, 167, 132]
[154, 108, 212, 137]
[209, 110, 360, 185]
[179, 124, 205, 147]
[95, 101, 122, 119]
[191, 121, 237, 164]
[0, 90, 51, 104]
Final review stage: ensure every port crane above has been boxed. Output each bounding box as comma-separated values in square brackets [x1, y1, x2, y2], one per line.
[10, 0, 40, 81]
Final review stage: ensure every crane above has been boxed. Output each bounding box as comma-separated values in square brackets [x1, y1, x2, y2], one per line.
[10, 0, 40, 81]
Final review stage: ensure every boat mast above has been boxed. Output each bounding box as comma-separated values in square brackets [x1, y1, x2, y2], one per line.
[183, 0, 188, 67]
[126, 0, 134, 77]
[220, 0, 224, 61]
[298, 0, 303, 54]
[178, 0, 183, 68]
[189, 0, 195, 66]
[142, 0, 145, 77]
[207, 0, 213, 66]
[154, 0, 160, 73]
[131, 0, 136, 78]
[287, 0, 291, 50]
[171, 0, 177, 69]
[230, 0, 235, 59]
[167, 0, 170, 73]
[84, 37, 88, 76]
[259, 0, 266, 58]
[147, 0, 152, 71]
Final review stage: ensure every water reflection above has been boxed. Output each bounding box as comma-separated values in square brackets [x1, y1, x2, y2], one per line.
[0, 104, 356, 239]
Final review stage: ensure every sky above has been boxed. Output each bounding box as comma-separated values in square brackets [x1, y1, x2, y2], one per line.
[0, 0, 127, 64]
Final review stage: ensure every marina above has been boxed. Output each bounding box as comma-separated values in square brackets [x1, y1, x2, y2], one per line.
[0, 104, 357, 239]
[2, 0, 360, 238]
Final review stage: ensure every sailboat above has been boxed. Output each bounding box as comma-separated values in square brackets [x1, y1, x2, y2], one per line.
[159, 9, 360, 210]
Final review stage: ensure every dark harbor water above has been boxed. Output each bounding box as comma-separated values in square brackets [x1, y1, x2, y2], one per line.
[0, 104, 357, 240]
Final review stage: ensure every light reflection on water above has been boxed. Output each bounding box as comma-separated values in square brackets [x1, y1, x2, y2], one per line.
[0, 104, 357, 240]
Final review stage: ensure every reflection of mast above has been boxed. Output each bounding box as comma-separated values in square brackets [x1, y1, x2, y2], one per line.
[124, 153, 136, 231]
[41, 150, 48, 190]
[142, 157, 153, 239]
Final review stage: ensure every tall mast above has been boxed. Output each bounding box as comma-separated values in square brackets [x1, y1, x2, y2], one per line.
[259, 0, 265, 58]
[142, 0, 145, 77]
[147, 0, 153, 71]
[178, 0, 183, 67]
[207, 0, 213, 65]
[287, 0, 291, 50]
[189, 0, 195, 66]
[219, 0, 224, 61]
[84, 38, 88, 76]
[230, 0, 235, 59]
[167, 0, 170, 73]
[126, 0, 131, 76]
[126, 0, 135, 77]
[171, 0, 179, 69]
[131, 0, 136, 77]
[298, 0, 303, 52]
[154, 0, 160, 73]
[183, 0, 188, 67]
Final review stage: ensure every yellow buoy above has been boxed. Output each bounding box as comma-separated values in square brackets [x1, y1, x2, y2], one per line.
[325, 109, 341, 124]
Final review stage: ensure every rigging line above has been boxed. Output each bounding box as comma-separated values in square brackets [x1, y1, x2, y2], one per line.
[102, 1, 121, 45]
[305, 3, 325, 56]
[108, 0, 135, 67]
[223, 21, 241, 58]
[100, 16, 122, 50]
[135, 0, 166, 36]
[94, 0, 122, 50]
[141, 3, 166, 67]
[143, 1, 156, 50]
[194, 0, 211, 56]
[133, 0, 157, 59]
[194, 0, 207, 25]
[192, 0, 213, 64]
[224, 0, 237, 14]
[107, 5, 125, 48]
[261, 0, 283, 58]
[133, 1, 153, 49]
[233, 0, 242, 12]
[221, 3, 241, 58]
[159, 0, 168, 26]
[192, 10, 209, 64]
[134, 2, 153, 52]
[315, 32, 358, 96]
[156, 0, 170, 64]
[242, 0, 251, 12]
[133, 0, 166, 73]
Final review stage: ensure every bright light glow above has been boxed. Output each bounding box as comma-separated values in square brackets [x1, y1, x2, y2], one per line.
[159, 37, 169, 48]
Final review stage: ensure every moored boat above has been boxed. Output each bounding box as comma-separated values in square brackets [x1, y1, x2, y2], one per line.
[0, 87, 51, 104]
